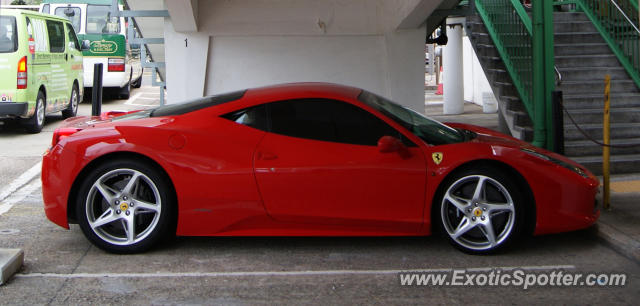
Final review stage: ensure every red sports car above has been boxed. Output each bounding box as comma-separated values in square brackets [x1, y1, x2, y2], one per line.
[41, 83, 599, 254]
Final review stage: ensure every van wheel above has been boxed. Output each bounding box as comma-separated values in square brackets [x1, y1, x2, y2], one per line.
[24, 91, 45, 133]
[62, 84, 79, 119]
[119, 73, 131, 99]
[132, 69, 142, 88]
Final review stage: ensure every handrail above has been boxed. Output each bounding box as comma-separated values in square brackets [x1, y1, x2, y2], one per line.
[554, 65, 563, 85]
[610, 0, 640, 34]
[559, 0, 640, 89]
[510, 0, 533, 33]
[475, 0, 535, 116]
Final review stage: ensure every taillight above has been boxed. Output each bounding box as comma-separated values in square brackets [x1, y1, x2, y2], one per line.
[108, 58, 125, 72]
[51, 127, 81, 147]
[17, 56, 27, 89]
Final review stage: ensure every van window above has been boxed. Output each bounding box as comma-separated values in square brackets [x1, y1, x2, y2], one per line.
[42, 4, 50, 14]
[66, 23, 80, 50]
[46, 20, 65, 53]
[28, 18, 49, 52]
[86, 5, 120, 34]
[54, 7, 81, 33]
[0, 16, 17, 53]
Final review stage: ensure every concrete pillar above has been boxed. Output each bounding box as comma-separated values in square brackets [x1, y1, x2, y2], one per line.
[443, 17, 465, 115]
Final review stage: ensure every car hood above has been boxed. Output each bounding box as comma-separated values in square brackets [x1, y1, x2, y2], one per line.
[446, 122, 592, 173]
[446, 122, 530, 148]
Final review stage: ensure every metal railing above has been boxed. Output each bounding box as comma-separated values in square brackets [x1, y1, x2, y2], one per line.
[475, 0, 535, 117]
[561, 0, 640, 88]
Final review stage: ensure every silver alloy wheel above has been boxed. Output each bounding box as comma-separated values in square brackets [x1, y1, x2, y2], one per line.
[71, 87, 78, 114]
[36, 97, 45, 126]
[85, 168, 162, 246]
[441, 175, 515, 251]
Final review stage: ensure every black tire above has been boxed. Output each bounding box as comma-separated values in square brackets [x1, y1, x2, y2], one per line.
[434, 166, 527, 254]
[118, 74, 131, 99]
[24, 90, 45, 133]
[62, 84, 79, 119]
[131, 69, 142, 88]
[76, 159, 176, 253]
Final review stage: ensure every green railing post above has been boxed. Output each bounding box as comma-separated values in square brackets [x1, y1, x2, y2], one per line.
[475, 0, 556, 149]
[532, 1, 547, 148]
[543, 0, 556, 151]
[532, 0, 556, 150]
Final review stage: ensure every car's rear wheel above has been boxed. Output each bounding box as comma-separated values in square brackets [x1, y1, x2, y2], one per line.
[436, 167, 526, 254]
[76, 159, 175, 253]
[62, 84, 79, 119]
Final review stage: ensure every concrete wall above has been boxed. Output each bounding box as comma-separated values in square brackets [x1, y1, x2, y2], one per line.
[164, 0, 428, 112]
[463, 36, 494, 107]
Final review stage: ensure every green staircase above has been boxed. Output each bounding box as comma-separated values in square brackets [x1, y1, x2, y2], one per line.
[457, 0, 640, 174]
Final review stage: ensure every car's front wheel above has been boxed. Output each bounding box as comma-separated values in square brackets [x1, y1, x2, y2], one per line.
[76, 159, 175, 253]
[436, 167, 526, 254]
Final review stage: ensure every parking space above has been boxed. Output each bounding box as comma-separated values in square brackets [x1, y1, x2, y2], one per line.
[0, 181, 639, 303]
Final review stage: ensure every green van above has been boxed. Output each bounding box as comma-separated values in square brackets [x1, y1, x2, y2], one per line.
[0, 9, 86, 133]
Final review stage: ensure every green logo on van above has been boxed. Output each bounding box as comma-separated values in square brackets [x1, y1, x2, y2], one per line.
[90, 40, 118, 54]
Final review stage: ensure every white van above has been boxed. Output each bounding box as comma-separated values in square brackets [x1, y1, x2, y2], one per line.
[41, 0, 142, 99]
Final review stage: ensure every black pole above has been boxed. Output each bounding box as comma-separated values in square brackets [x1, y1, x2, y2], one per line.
[91, 63, 103, 116]
[552, 90, 564, 155]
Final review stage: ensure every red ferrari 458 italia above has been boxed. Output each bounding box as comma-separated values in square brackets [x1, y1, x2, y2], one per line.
[41, 83, 599, 254]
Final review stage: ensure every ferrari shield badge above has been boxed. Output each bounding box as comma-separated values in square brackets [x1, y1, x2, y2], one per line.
[432, 152, 443, 165]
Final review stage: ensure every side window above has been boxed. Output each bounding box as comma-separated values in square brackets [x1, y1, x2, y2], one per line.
[46, 20, 65, 53]
[66, 23, 80, 50]
[268, 99, 410, 146]
[221, 105, 268, 131]
[269, 99, 338, 143]
[42, 4, 50, 14]
[29, 18, 48, 52]
[330, 101, 408, 146]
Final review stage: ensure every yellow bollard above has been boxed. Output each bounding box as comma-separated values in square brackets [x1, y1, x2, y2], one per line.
[603, 75, 611, 210]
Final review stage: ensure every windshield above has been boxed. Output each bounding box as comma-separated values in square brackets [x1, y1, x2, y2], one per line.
[0, 16, 17, 53]
[55, 7, 81, 33]
[86, 5, 120, 34]
[358, 90, 464, 145]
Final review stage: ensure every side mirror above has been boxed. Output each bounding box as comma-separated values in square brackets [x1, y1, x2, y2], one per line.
[81, 40, 90, 51]
[378, 136, 411, 159]
[64, 7, 75, 17]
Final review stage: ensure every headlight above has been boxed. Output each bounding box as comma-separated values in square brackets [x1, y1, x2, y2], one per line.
[521, 148, 588, 178]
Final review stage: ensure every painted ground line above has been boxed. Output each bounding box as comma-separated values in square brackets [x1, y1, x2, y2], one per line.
[15, 265, 576, 279]
[0, 161, 41, 203]
[0, 178, 41, 215]
[123, 92, 143, 106]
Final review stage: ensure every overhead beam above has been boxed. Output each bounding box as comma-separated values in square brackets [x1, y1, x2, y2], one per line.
[165, 0, 198, 32]
[396, 0, 464, 30]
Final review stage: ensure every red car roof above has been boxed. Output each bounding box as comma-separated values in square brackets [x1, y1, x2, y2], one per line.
[242, 82, 363, 102]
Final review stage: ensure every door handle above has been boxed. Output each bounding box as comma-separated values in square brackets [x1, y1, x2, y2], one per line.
[257, 151, 278, 160]
[65, 54, 68, 61]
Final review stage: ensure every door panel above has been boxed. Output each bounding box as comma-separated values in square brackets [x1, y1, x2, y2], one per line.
[45, 19, 68, 111]
[254, 133, 426, 233]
